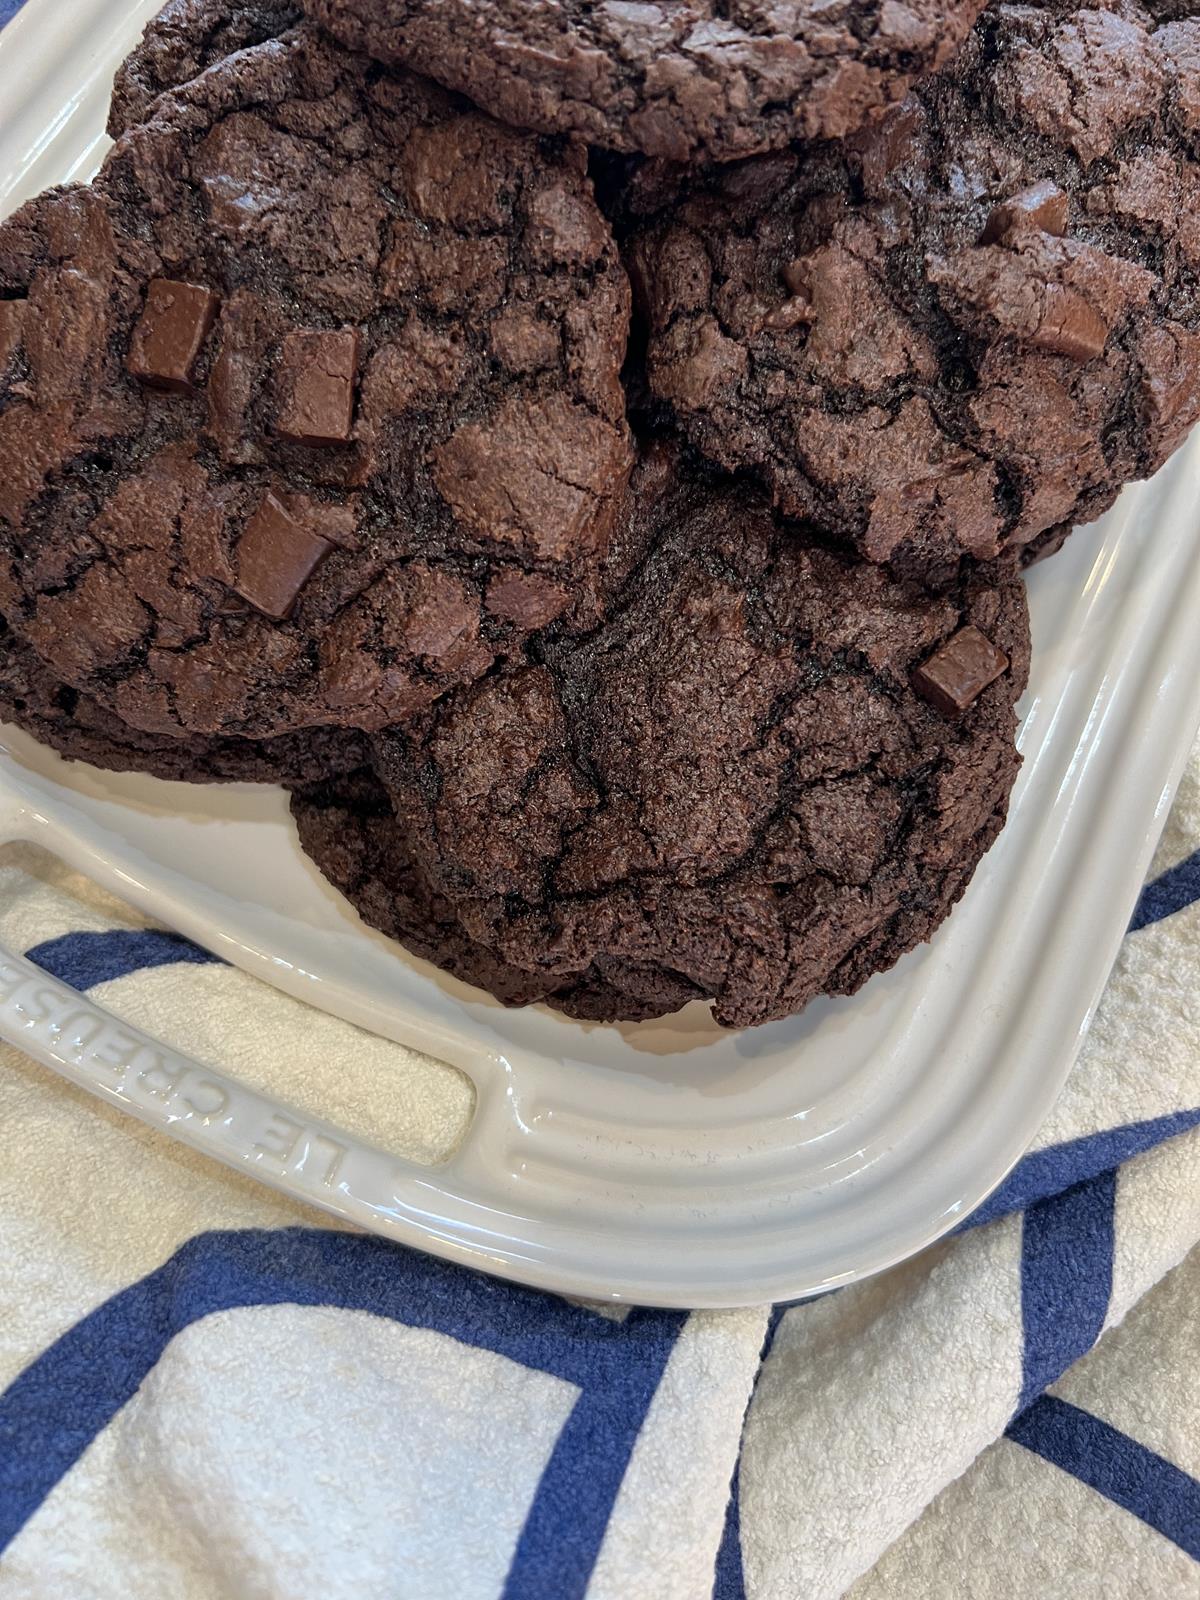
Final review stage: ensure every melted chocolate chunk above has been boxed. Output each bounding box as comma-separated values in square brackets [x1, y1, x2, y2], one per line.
[981, 180, 1070, 245]
[126, 279, 219, 392]
[274, 327, 360, 446]
[234, 490, 334, 618]
[1030, 285, 1110, 361]
[912, 627, 1010, 716]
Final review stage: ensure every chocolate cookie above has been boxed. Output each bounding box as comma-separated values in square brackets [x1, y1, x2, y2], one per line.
[302, 0, 990, 164]
[298, 451, 1031, 1029]
[108, 0, 300, 135]
[0, 28, 633, 744]
[631, 0, 1200, 581]
[0, 618, 365, 784]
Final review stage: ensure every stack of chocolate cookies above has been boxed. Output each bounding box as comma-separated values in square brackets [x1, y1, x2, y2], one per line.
[1, 0, 1197, 1028]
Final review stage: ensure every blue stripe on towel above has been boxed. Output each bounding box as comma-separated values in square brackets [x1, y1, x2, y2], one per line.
[1008, 1397, 1200, 1561]
[1130, 848, 1200, 933]
[0, 1227, 685, 1592]
[711, 1306, 787, 1599]
[503, 1317, 674, 1600]
[0, 1, 27, 26]
[1017, 1172, 1116, 1414]
[26, 929, 222, 989]
[712, 1456, 748, 1600]
[966, 1111, 1200, 1231]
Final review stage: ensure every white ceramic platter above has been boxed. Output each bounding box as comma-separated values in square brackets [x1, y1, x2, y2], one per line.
[2, 0, 1199, 1309]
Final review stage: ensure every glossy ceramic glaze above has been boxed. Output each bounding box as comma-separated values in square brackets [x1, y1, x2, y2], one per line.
[1, 0, 1198, 1307]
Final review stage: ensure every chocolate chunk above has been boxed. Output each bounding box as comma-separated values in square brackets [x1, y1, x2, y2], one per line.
[912, 626, 1009, 716]
[274, 327, 360, 446]
[981, 181, 1070, 245]
[127, 279, 219, 392]
[929, 235, 1141, 368]
[1031, 288, 1110, 362]
[234, 490, 334, 619]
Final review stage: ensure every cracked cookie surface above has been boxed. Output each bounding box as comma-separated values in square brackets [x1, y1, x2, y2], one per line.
[631, 0, 1200, 582]
[0, 617, 366, 785]
[0, 27, 633, 743]
[297, 450, 1031, 1029]
[108, 0, 301, 135]
[291, 767, 629, 1012]
[301, 0, 989, 163]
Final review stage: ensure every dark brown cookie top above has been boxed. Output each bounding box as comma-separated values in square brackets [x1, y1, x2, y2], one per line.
[631, 0, 1200, 582]
[108, 0, 301, 136]
[302, 0, 989, 163]
[290, 768, 687, 1017]
[0, 617, 366, 786]
[0, 28, 633, 743]
[328, 450, 1031, 1029]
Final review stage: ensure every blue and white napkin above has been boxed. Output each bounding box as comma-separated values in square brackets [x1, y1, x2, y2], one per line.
[0, 730, 1197, 1598]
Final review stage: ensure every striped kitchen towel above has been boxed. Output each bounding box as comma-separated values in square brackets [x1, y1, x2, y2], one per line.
[0, 734, 1198, 1598]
